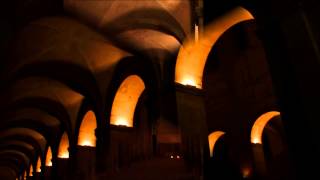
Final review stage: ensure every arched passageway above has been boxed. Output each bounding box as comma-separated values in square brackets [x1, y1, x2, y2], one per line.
[57, 132, 69, 159]
[45, 146, 52, 167]
[251, 111, 291, 179]
[78, 110, 97, 147]
[110, 75, 145, 128]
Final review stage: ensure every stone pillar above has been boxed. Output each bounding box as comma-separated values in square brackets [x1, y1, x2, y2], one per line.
[43, 166, 51, 180]
[56, 158, 69, 180]
[32, 172, 41, 180]
[75, 146, 96, 180]
[175, 83, 208, 180]
[251, 144, 267, 180]
[95, 127, 109, 174]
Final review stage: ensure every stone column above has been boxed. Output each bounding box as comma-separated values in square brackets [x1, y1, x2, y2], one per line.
[95, 127, 109, 174]
[75, 146, 96, 180]
[32, 172, 41, 180]
[251, 143, 267, 180]
[175, 83, 208, 180]
[43, 166, 51, 180]
[56, 158, 69, 180]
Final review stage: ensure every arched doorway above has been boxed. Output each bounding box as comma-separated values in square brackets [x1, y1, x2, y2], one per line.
[110, 75, 145, 128]
[251, 111, 290, 179]
[77, 110, 97, 147]
[109, 75, 148, 170]
[57, 132, 69, 159]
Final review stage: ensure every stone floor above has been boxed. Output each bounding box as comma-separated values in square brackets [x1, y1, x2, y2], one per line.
[101, 157, 195, 180]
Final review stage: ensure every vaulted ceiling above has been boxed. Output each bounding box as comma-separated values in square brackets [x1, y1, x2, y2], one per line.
[0, 0, 192, 178]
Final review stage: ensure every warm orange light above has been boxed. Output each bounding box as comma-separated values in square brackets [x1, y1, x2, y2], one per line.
[78, 110, 97, 147]
[36, 157, 41, 173]
[24, 171, 27, 180]
[195, 24, 199, 42]
[113, 117, 130, 127]
[110, 75, 145, 128]
[251, 111, 280, 144]
[208, 131, 225, 157]
[57, 132, 69, 158]
[242, 167, 252, 178]
[29, 165, 33, 177]
[45, 146, 52, 166]
[175, 7, 254, 89]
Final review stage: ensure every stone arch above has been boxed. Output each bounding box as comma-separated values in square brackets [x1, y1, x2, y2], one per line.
[110, 75, 145, 127]
[35, 156, 41, 173]
[57, 132, 69, 159]
[28, 164, 33, 177]
[208, 131, 225, 157]
[175, 6, 254, 88]
[251, 111, 280, 144]
[77, 110, 97, 147]
[45, 146, 52, 167]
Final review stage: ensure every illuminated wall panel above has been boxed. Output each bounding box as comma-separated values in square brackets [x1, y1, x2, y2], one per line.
[110, 75, 145, 127]
[29, 165, 33, 177]
[57, 132, 69, 158]
[45, 146, 52, 166]
[78, 110, 97, 147]
[36, 157, 41, 172]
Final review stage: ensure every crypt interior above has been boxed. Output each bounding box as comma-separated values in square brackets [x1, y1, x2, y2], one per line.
[0, 0, 320, 180]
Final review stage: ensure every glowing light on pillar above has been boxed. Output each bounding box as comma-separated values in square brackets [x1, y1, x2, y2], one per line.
[110, 75, 145, 128]
[45, 146, 52, 166]
[195, 24, 199, 42]
[57, 132, 69, 158]
[24, 171, 27, 180]
[250, 111, 281, 144]
[78, 110, 97, 147]
[208, 131, 225, 157]
[36, 157, 41, 172]
[175, 7, 254, 89]
[113, 117, 130, 126]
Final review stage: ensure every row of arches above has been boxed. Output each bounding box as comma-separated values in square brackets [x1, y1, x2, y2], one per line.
[208, 111, 281, 157]
[1, 0, 309, 179]
[207, 111, 286, 179]
[13, 74, 147, 179]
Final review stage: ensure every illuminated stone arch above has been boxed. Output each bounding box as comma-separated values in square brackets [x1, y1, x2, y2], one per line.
[175, 6, 254, 88]
[35, 156, 41, 173]
[208, 131, 226, 157]
[57, 132, 69, 159]
[45, 146, 52, 167]
[250, 111, 281, 144]
[77, 110, 97, 147]
[110, 75, 146, 127]
[28, 164, 33, 177]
